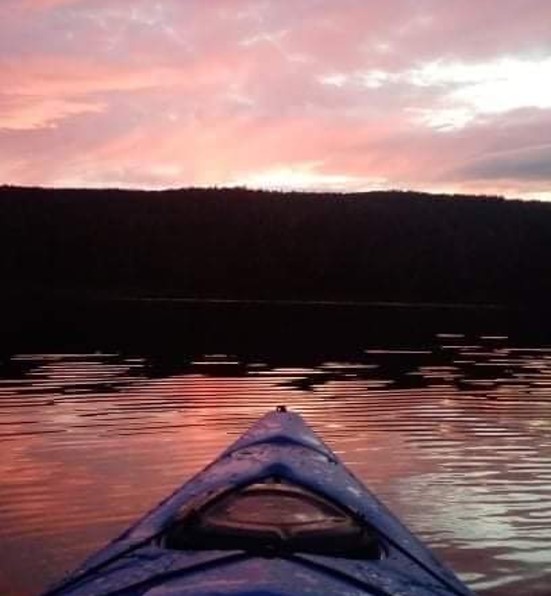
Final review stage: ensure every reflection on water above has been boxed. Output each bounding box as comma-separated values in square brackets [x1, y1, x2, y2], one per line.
[1, 334, 550, 595]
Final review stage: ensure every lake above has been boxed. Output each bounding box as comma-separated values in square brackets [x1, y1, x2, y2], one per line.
[1, 315, 550, 594]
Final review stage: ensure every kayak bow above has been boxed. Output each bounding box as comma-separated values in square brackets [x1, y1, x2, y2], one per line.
[45, 407, 473, 595]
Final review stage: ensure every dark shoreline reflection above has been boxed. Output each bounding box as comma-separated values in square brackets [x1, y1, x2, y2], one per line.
[0, 305, 550, 595]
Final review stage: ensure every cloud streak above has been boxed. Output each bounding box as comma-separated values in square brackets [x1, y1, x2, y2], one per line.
[1, 0, 550, 199]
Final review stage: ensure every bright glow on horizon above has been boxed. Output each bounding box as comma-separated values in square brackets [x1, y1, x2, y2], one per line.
[232, 163, 387, 192]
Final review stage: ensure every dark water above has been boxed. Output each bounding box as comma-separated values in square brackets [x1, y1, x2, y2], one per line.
[1, 332, 550, 595]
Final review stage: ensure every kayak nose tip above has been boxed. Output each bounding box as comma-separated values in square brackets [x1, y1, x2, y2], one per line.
[276, 405, 287, 413]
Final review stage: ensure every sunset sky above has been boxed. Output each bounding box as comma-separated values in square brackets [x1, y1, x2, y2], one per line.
[1, 0, 550, 199]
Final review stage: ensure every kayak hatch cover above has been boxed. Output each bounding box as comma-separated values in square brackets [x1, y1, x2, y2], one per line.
[43, 406, 474, 596]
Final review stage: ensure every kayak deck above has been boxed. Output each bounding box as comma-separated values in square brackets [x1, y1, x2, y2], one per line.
[44, 407, 473, 595]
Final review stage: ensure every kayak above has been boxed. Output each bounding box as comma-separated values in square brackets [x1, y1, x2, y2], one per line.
[44, 407, 473, 595]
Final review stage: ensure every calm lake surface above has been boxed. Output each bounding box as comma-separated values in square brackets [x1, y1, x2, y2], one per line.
[1, 329, 550, 595]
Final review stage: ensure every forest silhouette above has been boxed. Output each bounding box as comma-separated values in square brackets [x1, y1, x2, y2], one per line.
[2, 185, 550, 307]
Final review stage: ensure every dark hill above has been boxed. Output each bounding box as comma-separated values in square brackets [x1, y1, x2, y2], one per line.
[1, 186, 550, 306]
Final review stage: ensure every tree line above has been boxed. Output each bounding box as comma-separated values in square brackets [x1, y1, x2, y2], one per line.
[1, 185, 550, 306]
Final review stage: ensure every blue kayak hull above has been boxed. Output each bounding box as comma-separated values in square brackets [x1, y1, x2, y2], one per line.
[44, 409, 473, 595]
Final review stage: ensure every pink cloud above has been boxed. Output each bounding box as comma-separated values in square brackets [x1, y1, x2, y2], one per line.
[0, 0, 550, 198]
[0, 95, 105, 130]
[10, 0, 86, 11]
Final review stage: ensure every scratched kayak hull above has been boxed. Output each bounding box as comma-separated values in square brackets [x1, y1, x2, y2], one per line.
[44, 408, 473, 595]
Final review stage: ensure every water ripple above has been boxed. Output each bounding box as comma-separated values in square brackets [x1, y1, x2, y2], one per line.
[0, 336, 550, 594]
